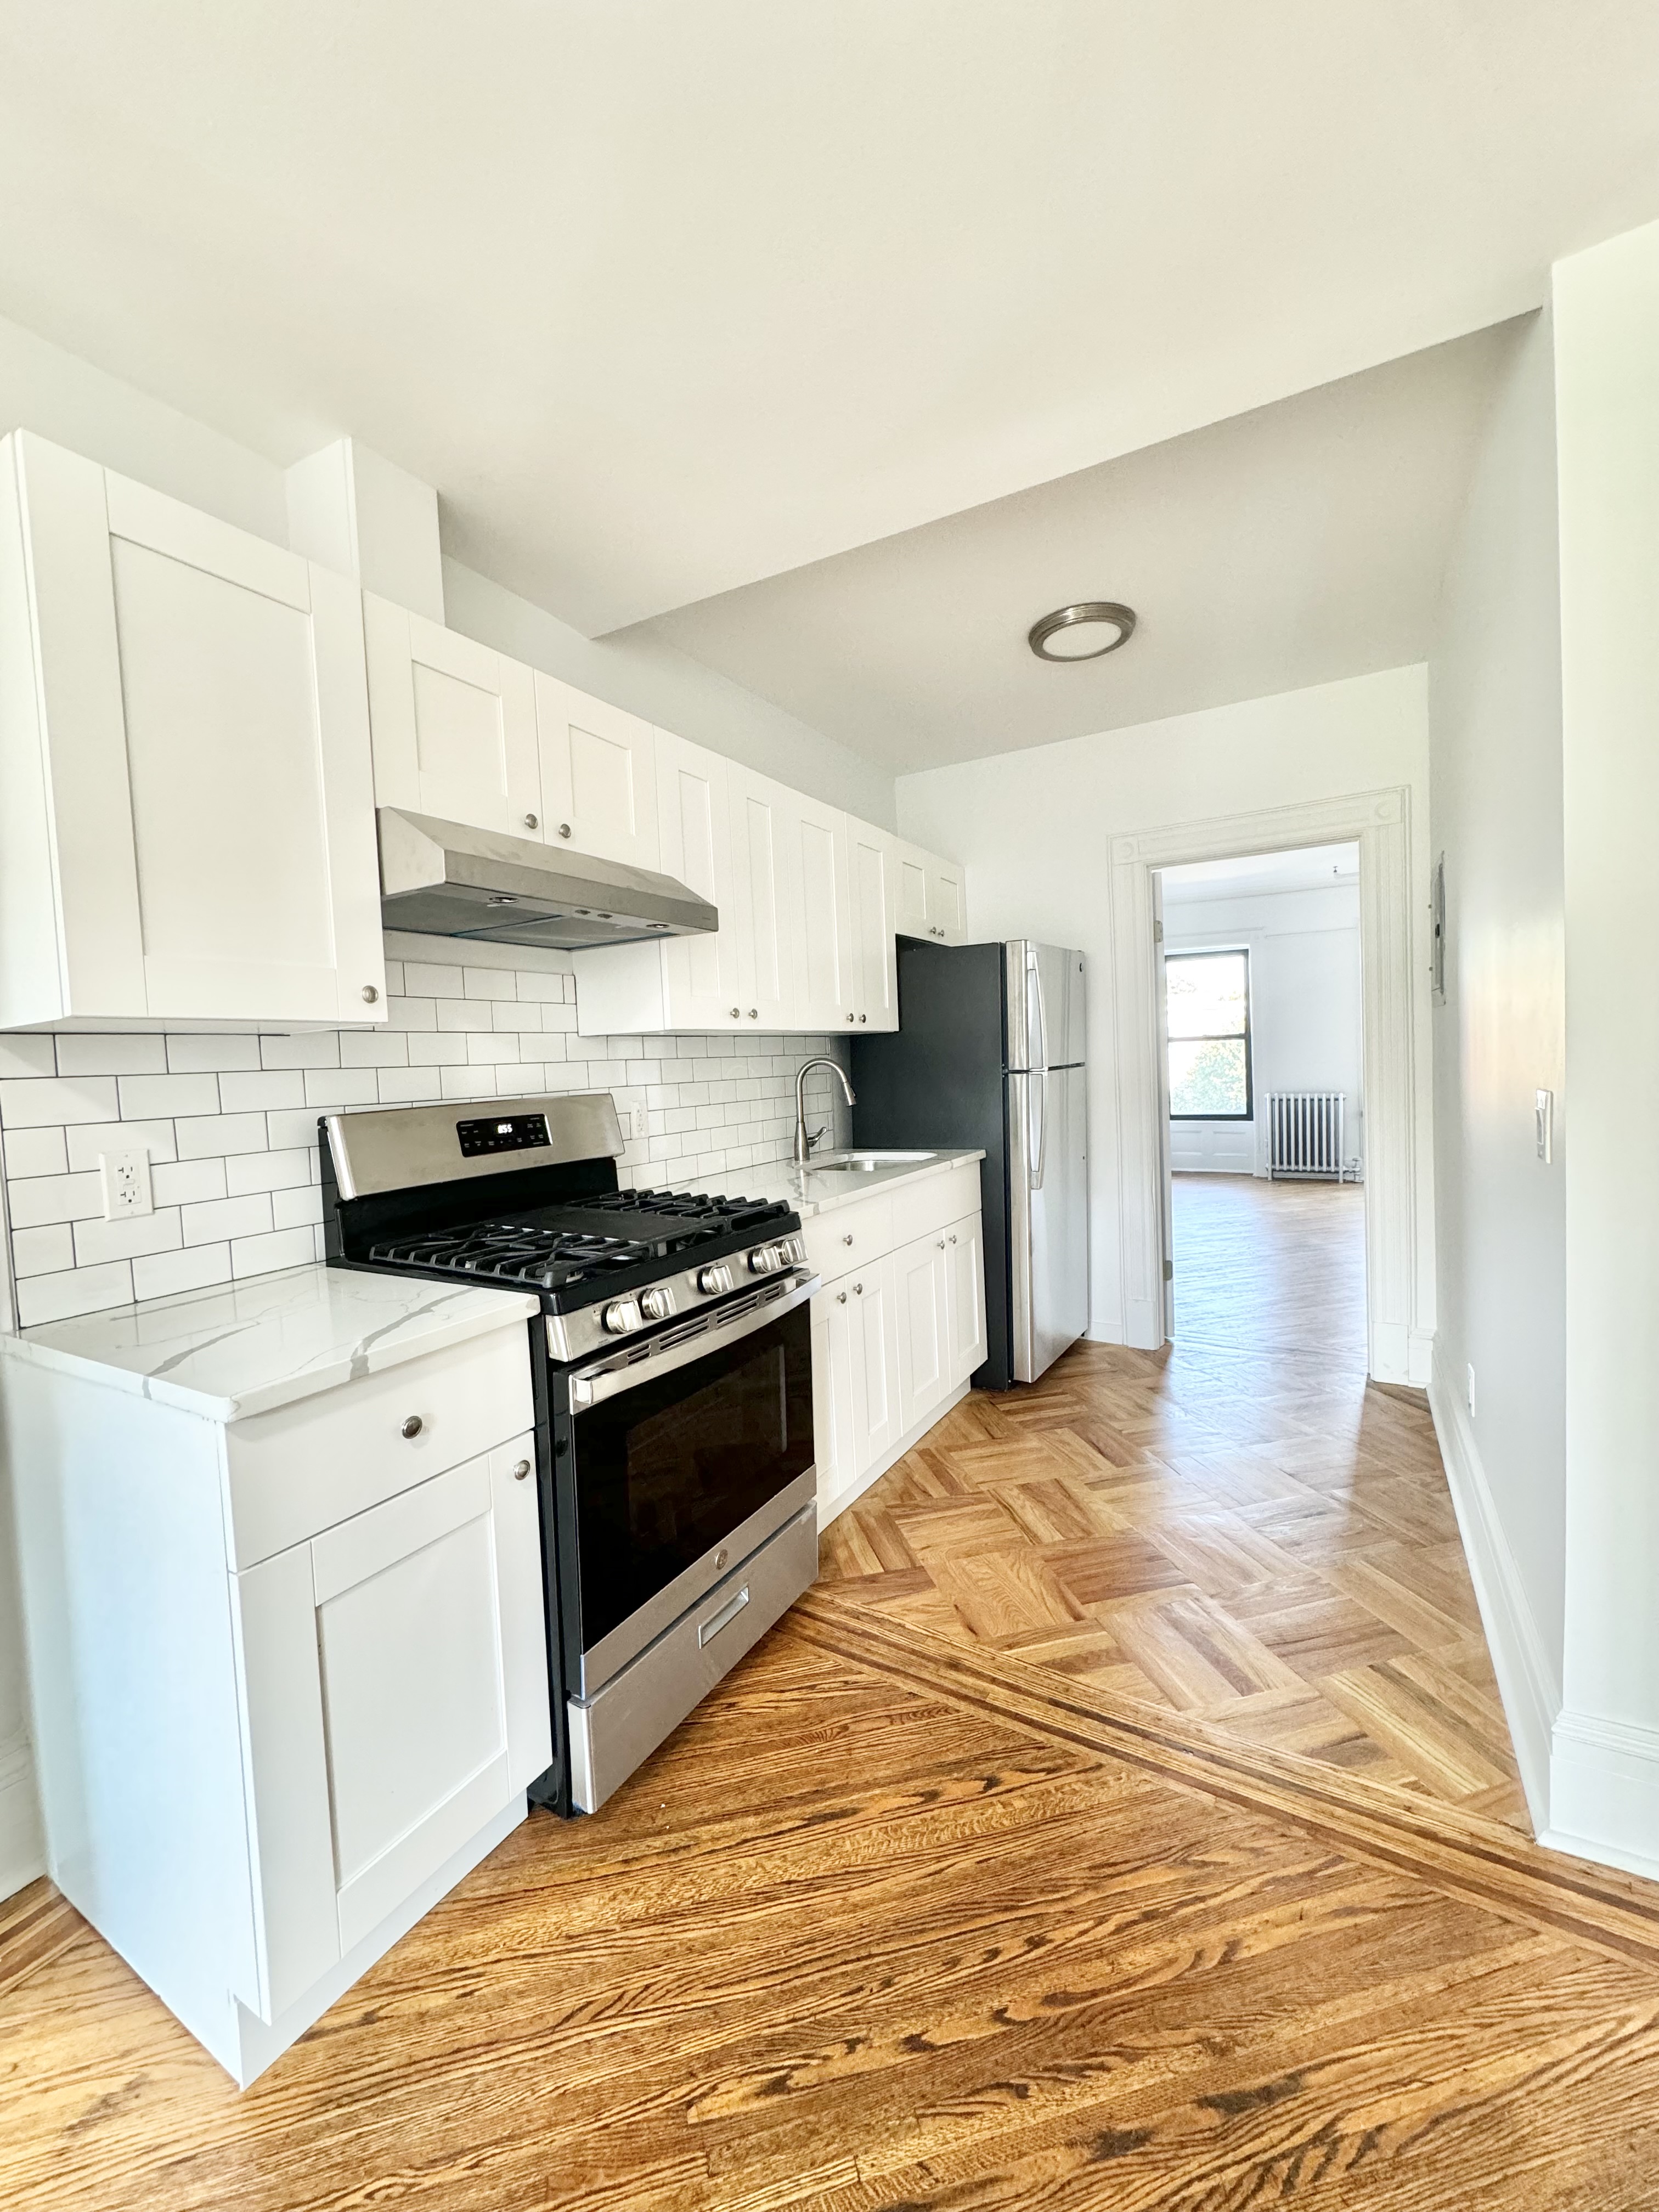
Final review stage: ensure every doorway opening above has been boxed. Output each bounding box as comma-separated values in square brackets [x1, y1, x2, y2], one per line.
[1155, 842, 1366, 1367]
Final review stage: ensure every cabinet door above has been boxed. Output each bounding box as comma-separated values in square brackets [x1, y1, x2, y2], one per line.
[533, 673, 659, 868]
[929, 857, 967, 945]
[849, 1258, 899, 1469]
[944, 1212, 987, 1386]
[363, 594, 541, 838]
[849, 820, 899, 1032]
[729, 764, 794, 1031]
[14, 435, 386, 1026]
[233, 1437, 547, 2018]
[811, 1281, 861, 1506]
[655, 730, 740, 1029]
[895, 843, 932, 938]
[789, 791, 855, 1031]
[895, 1232, 950, 1434]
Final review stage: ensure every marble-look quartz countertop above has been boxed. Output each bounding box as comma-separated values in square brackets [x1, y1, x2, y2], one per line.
[0, 1263, 539, 1425]
[669, 1147, 986, 1219]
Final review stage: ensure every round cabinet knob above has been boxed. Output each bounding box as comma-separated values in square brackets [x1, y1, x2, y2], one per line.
[842, 1233, 854, 1246]
[836, 1291, 847, 1305]
[512, 1458, 532, 1481]
[400, 1414, 423, 1440]
[730, 1007, 741, 1019]
[362, 984, 380, 1003]
[602, 1297, 642, 1335]
[858, 1013, 868, 1023]
[853, 1281, 864, 1295]
[747, 1008, 758, 1019]
[523, 812, 539, 831]
[949, 1234, 958, 1245]
[846, 1012, 855, 1023]
[557, 822, 573, 838]
[639, 1286, 674, 1323]
[936, 1238, 946, 1250]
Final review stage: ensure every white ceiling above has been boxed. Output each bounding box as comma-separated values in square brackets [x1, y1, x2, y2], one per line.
[638, 325, 1521, 770]
[1162, 843, 1361, 903]
[1, 2, 1656, 654]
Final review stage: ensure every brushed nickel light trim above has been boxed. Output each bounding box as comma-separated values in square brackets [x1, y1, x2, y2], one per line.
[1028, 600, 1137, 662]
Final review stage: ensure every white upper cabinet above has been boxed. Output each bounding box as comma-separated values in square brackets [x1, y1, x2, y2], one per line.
[533, 673, 659, 870]
[895, 840, 967, 945]
[728, 764, 795, 1032]
[789, 791, 856, 1032]
[652, 730, 740, 1030]
[848, 820, 899, 1032]
[363, 595, 540, 837]
[0, 431, 385, 1031]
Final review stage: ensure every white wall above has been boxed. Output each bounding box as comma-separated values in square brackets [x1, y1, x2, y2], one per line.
[1550, 218, 1659, 1874]
[895, 664, 1432, 1350]
[1163, 880, 1363, 1177]
[1425, 304, 1565, 1821]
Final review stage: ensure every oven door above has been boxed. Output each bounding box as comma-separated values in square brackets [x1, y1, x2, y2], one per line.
[561, 1274, 817, 1696]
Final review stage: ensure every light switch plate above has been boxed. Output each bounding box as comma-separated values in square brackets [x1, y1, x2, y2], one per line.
[1536, 1088, 1554, 1163]
[99, 1148, 154, 1218]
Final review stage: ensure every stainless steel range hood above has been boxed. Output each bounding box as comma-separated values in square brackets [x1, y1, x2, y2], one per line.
[377, 809, 718, 950]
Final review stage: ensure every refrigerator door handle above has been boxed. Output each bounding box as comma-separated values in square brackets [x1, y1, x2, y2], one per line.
[1028, 948, 1049, 1188]
[1007, 1071, 1035, 1379]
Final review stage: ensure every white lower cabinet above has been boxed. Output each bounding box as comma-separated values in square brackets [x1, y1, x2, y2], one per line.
[811, 1173, 986, 1521]
[5, 1316, 546, 2087]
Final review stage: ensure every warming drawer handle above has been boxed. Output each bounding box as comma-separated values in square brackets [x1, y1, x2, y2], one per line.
[697, 1584, 751, 1648]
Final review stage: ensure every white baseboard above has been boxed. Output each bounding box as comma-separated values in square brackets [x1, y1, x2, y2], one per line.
[819, 1381, 971, 1531]
[1543, 1711, 1659, 1883]
[0, 1727, 44, 1900]
[1427, 1345, 1559, 1832]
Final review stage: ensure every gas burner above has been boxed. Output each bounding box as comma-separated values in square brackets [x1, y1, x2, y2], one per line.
[368, 1222, 653, 1292]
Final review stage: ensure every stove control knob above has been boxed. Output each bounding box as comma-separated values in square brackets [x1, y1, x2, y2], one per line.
[747, 1244, 781, 1276]
[697, 1263, 734, 1296]
[639, 1286, 674, 1323]
[601, 1297, 643, 1336]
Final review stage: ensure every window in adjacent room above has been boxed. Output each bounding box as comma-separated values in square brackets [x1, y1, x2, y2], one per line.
[1166, 948, 1252, 1119]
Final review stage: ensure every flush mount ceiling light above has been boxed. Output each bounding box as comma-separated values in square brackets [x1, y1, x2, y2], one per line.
[1027, 600, 1137, 663]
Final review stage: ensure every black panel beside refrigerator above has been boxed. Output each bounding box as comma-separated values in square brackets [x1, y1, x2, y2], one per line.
[851, 936, 1088, 1391]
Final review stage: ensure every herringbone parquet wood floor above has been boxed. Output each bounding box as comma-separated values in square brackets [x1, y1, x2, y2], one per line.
[822, 1174, 1530, 1830]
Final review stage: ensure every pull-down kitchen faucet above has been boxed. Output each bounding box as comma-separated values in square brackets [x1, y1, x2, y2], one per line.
[793, 1057, 856, 1167]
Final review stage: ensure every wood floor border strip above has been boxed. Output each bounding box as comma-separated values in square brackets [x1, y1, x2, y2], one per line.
[793, 1588, 1659, 1972]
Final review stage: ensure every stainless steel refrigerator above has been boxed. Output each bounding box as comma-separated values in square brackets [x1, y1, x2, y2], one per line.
[850, 938, 1088, 1387]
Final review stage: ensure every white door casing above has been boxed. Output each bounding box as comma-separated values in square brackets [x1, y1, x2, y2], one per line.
[1111, 786, 1425, 1386]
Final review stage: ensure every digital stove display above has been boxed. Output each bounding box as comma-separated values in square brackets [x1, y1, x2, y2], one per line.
[456, 1112, 551, 1159]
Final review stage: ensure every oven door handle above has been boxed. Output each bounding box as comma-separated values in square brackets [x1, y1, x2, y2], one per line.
[567, 1271, 820, 1408]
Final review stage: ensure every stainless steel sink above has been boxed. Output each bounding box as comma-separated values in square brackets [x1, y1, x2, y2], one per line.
[806, 1149, 936, 1174]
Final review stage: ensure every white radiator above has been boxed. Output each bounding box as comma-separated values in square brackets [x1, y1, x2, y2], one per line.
[1268, 1091, 1347, 1181]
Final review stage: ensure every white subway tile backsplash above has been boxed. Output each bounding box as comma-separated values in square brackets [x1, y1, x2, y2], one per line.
[8, 1170, 104, 1228]
[3, 957, 853, 1328]
[173, 1112, 268, 1160]
[4, 1126, 69, 1178]
[0, 1075, 119, 1127]
[117, 1073, 222, 1120]
[219, 1070, 307, 1112]
[73, 1209, 184, 1266]
[182, 1193, 274, 1246]
[13, 1223, 76, 1276]
[56, 1035, 168, 1076]
[150, 1157, 229, 1208]
[166, 1034, 262, 1073]
[132, 1244, 234, 1302]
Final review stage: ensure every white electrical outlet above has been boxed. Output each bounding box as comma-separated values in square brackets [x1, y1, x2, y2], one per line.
[100, 1148, 154, 1219]
[1466, 1363, 1476, 1420]
[610, 1089, 648, 1148]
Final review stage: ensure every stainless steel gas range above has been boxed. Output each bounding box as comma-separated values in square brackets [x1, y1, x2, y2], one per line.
[320, 1091, 819, 1815]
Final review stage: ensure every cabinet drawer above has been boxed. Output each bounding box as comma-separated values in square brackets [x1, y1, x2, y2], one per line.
[224, 1324, 535, 1568]
[891, 1161, 981, 1245]
[802, 1192, 894, 1282]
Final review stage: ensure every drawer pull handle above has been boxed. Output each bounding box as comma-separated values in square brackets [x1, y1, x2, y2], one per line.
[512, 1458, 532, 1481]
[400, 1414, 424, 1440]
[697, 1584, 751, 1649]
